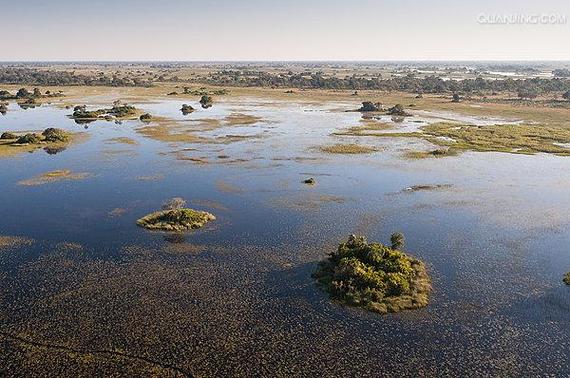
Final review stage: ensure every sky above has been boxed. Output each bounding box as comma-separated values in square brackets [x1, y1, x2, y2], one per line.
[1, 0, 569, 61]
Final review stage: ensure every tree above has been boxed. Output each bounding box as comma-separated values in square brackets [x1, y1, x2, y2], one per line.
[16, 88, 30, 98]
[518, 89, 538, 100]
[452, 93, 461, 102]
[563, 91, 570, 101]
[390, 232, 405, 250]
[33, 88, 42, 98]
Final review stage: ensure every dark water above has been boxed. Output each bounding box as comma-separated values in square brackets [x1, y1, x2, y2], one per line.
[1, 98, 569, 376]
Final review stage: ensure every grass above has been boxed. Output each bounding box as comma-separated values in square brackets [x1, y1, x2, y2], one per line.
[18, 170, 90, 186]
[320, 143, 377, 154]
[420, 122, 570, 155]
[136, 208, 216, 231]
[405, 148, 459, 159]
[313, 235, 431, 314]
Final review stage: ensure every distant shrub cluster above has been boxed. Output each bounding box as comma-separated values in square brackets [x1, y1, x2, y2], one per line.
[0, 68, 153, 87]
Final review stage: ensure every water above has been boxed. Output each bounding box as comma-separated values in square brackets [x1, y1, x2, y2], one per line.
[1, 97, 569, 376]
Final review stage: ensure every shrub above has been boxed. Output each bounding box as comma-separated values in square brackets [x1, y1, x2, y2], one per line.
[181, 104, 195, 114]
[359, 101, 381, 112]
[139, 113, 152, 122]
[15, 133, 42, 144]
[1, 132, 17, 140]
[162, 197, 187, 210]
[199, 95, 213, 108]
[42, 128, 69, 142]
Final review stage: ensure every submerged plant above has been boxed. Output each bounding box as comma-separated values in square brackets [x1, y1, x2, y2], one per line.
[313, 234, 431, 314]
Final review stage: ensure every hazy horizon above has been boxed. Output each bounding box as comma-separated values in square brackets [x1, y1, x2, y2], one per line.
[2, 0, 569, 61]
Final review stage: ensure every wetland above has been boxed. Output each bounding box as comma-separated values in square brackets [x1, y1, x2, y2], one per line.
[1, 68, 570, 376]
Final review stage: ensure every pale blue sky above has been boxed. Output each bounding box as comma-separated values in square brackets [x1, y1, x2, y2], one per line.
[2, 0, 569, 61]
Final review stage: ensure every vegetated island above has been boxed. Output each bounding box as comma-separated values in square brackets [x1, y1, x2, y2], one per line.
[70, 100, 139, 123]
[313, 234, 431, 314]
[0, 128, 76, 157]
[136, 198, 216, 231]
[564, 272, 570, 286]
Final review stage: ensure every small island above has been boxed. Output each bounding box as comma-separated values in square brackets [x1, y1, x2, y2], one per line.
[564, 272, 570, 286]
[70, 100, 138, 122]
[199, 95, 213, 109]
[0, 128, 75, 157]
[137, 198, 215, 231]
[313, 234, 431, 314]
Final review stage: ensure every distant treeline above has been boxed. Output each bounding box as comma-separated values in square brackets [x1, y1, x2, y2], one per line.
[0, 68, 153, 87]
[198, 70, 570, 96]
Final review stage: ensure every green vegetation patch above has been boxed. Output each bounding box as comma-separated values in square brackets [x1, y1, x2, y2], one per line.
[420, 122, 570, 156]
[137, 199, 216, 231]
[313, 234, 431, 314]
[320, 143, 377, 154]
[564, 272, 570, 286]
[18, 170, 90, 186]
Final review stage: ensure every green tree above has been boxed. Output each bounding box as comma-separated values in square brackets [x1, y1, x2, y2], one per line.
[390, 232, 405, 250]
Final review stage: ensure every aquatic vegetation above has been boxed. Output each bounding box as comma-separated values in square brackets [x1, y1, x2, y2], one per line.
[137, 207, 216, 231]
[18, 170, 90, 186]
[421, 123, 570, 155]
[320, 143, 376, 154]
[0, 235, 33, 250]
[313, 234, 431, 314]
[564, 272, 570, 285]
[402, 184, 452, 192]
[405, 148, 459, 159]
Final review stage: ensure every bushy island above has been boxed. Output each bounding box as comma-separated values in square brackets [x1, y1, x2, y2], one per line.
[70, 100, 138, 122]
[313, 234, 431, 314]
[1, 127, 69, 145]
[137, 198, 216, 231]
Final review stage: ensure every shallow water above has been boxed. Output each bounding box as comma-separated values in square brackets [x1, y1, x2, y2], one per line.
[1, 97, 569, 376]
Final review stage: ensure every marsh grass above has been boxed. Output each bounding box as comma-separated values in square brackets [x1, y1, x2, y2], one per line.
[405, 148, 459, 159]
[320, 143, 377, 154]
[18, 170, 90, 186]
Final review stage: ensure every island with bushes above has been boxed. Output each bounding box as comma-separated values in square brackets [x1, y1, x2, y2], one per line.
[137, 198, 216, 231]
[0, 128, 74, 157]
[70, 100, 139, 122]
[313, 234, 431, 314]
